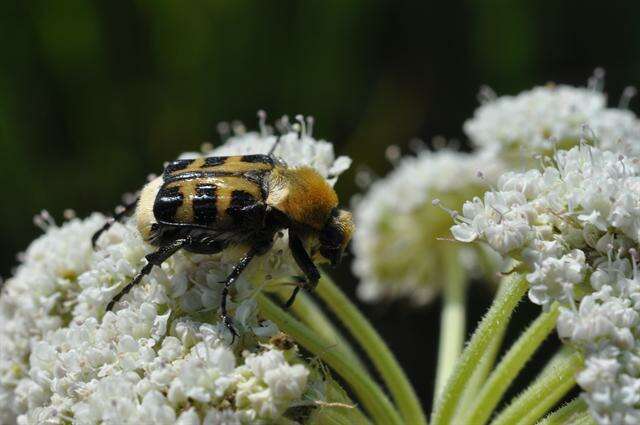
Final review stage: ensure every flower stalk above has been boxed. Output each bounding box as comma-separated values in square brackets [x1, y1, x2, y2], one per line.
[538, 398, 592, 425]
[256, 293, 403, 425]
[490, 350, 583, 425]
[316, 273, 427, 425]
[275, 287, 365, 370]
[431, 272, 529, 425]
[461, 302, 560, 425]
[454, 315, 506, 417]
[434, 244, 467, 398]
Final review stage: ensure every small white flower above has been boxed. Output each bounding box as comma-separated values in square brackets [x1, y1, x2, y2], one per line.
[453, 190, 533, 256]
[527, 249, 586, 309]
[352, 149, 504, 304]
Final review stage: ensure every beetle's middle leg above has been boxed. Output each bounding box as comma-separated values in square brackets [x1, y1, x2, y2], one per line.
[220, 247, 257, 341]
[106, 238, 187, 311]
[92, 194, 140, 248]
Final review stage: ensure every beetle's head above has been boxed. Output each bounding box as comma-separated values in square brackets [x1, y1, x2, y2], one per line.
[313, 208, 353, 266]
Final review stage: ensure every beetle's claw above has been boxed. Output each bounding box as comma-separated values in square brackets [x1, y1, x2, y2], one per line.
[222, 315, 238, 344]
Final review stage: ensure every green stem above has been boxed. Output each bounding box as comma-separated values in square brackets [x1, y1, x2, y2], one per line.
[462, 303, 560, 425]
[455, 327, 504, 419]
[568, 412, 597, 425]
[434, 248, 467, 399]
[537, 398, 591, 425]
[307, 374, 373, 425]
[256, 293, 403, 425]
[455, 280, 511, 418]
[490, 351, 583, 425]
[455, 293, 510, 418]
[276, 288, 365, 370]
[431, 272, 529, 425]
[316, 273, 427, 425]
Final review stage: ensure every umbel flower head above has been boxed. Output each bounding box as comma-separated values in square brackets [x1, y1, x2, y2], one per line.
[464, 78, 640, 164]
[450, 144, 640, 423]
[352, 148, 503, 304]
[0, 116, 351, 424]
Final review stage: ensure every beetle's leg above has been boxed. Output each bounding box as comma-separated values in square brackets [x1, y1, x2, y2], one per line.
[106, 238, 186, 311]
[284, 233, 320, 308]
[92, 195, 140, 249]
[220, 247, 257, 342]
[283, 276, 306, 309]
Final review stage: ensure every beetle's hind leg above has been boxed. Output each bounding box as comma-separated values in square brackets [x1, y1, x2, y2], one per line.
[106, 238, 186, 311]
[92, 194, 140, 249]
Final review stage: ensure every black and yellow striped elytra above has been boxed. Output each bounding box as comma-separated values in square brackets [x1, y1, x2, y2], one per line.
[92, 150, 354, 341]
[153, 154, 273, 232]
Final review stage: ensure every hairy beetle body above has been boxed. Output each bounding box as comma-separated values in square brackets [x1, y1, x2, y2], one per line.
[94, 148, 353, 339]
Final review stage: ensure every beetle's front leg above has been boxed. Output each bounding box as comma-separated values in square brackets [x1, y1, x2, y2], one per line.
[107, 237, 186, 311]
[92, 193, 140, 249]
[285, 233, 320, 308]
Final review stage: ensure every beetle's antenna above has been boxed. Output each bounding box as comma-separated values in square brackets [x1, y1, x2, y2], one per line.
[268, 135, 282, 156]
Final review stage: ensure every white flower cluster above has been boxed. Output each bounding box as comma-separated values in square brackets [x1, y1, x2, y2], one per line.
[0, 119, 351, 424]
[450, 145, 640, 423]
[464, 84, 640, 161]
[0, 214, 103, 425]
[352, 149, 503, 304]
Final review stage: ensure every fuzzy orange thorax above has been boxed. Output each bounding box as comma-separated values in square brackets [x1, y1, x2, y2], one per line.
[267, 166, 338, 230]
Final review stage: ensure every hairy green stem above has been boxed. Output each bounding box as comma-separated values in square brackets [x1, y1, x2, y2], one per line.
[490, 351, 583, 425]
[276, 288, 365, 370]
[431, 272, 529, 425]
[434, 247, 467, 399]
[256, 293, 403, 425]
[316, 274, 427, 425]
[455, 326, 504, 418]
[537, 398, 591, 425]
[568, 412, 597, 425]
[307, 374, 372, 425]
[462, 303, 560, 425]
[454, 281, 510, 418]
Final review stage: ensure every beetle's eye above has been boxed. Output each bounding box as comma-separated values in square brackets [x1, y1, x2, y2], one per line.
[320, 224, 343, 248]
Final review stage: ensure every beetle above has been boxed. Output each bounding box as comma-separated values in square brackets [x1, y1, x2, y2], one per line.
[92, 138, 353, 338]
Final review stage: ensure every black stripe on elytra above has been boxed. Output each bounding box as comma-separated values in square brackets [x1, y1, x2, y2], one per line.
[193, 184, 218, 225]
[153, 186, 184, 222]
[164, 170, 267, 183]
[227, 189, 264, 226]
[240, 154, 275, 165]
[202, 156, 227, 167]
[163, 159, 195, 176]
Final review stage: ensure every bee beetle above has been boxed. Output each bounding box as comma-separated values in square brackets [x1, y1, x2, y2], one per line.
[92, 138, 354, 338]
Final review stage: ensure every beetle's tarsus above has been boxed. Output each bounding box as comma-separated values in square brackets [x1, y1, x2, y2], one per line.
[223, 315, 239, 344]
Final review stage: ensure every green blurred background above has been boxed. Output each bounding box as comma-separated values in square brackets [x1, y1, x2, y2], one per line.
[2, 0, 639, 412]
